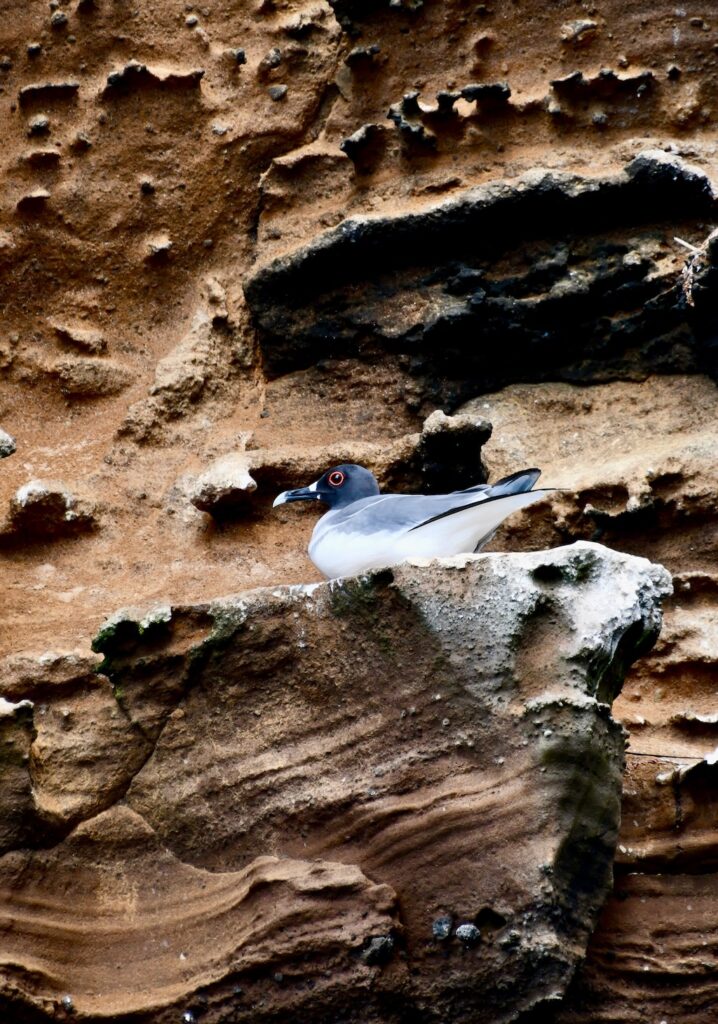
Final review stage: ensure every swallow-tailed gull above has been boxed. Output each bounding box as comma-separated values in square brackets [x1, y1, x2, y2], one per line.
[273, 464, 549, 579]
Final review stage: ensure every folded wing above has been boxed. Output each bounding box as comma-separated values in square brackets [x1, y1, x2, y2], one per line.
[399, 487, 550, 559]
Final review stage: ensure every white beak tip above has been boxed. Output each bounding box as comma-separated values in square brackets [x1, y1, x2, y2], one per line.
[273, 491, 288, 508]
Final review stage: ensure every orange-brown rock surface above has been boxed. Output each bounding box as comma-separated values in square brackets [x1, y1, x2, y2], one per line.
[0, 0, 717, 1021]
[0, 547, 672, 1021]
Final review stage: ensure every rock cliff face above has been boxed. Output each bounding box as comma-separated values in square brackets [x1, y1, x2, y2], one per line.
[0, 546, 671, 1022]
[0, 0, 716, 1021]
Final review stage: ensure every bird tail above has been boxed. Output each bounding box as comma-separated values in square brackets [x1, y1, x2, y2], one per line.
[457, 468, 540, 496]
[486, 468, 541, 496]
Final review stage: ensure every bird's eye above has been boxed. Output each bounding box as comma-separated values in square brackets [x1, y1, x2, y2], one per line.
[328, 471, 346, 487]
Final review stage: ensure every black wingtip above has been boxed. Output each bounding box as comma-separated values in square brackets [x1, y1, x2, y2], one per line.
[490, 468, 541, 495]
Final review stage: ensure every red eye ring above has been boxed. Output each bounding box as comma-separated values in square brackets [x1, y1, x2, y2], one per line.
[328, 470, 345, 487]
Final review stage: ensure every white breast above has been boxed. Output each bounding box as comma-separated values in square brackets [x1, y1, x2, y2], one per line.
[308, 489, 546, 579]
[308, 525, 400, 579]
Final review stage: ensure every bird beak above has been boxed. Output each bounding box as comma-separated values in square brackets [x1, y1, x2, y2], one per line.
[273, 482, 319, 508]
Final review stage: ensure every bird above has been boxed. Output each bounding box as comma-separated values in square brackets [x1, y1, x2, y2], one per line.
[273, 463, 550, 580]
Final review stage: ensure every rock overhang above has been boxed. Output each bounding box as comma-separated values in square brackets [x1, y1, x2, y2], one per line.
[244, 154, 717, 399]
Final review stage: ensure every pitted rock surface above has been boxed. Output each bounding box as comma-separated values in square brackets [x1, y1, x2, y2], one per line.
[1, 0, 717, 1020]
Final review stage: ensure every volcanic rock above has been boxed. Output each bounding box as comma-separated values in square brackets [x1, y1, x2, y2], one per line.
[49, 320, 107, 355]
[0, 697, 35, 855]
[3, 480, 96, 540]
[0, 1, 717, 1020]
[0, 429, 16, 458]
[50, 357, 134, 398]
[187, 453, 258, 515]
[6, 542, 661, 1023]
[244, 156, 716, 399]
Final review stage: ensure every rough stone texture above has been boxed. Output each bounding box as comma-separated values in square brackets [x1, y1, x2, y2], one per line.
[557, 870, 718, 1024]
[50, 355, 135, 398]
[459, 374, 718, 1023]
[0, 0, 717, 1020]
[0, 429, 16, 459]
[187, 451, 258, 515]
[1, 479, 97, 541]
[0, 698, 36, 855]
[0, 804, 398, 1022]
[49, 320, 107, 355]
[0, 545, 671, 1022]
[247, 409, 491, 497]
[244, 156, 716, 401]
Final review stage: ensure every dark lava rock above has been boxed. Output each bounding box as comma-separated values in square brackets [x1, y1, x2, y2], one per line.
[432, 915, 453, 940]
[345, 43, 380, 66]
[455, 923, 481, 946]
[243, 154, 717, 407]
[461, 81, 511, 103]
[361, 935, 396, 965]
[340, 122, 385, 169]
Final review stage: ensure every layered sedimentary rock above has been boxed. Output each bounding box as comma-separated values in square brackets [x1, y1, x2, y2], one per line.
[458, 374, 718, 1022]
[0, 544, 670, 1022]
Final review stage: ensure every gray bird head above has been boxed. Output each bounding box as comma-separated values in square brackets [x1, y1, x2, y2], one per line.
[273, 464, 380, 510]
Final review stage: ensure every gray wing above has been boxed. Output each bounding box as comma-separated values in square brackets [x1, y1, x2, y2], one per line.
[324, 469, 543, 536]
[324, 493, 481, 535]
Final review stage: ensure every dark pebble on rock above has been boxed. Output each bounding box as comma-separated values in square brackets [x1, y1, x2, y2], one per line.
[455, 923, 481, 946]
[361, 935, 395, 965]
[0, 429, 16, 459]
[461, 81, 511, 102]
[51, 11, 68, 28]
[268, 84, 287, 101]
[345, 43, 380, 66]
[432, 915, 453, 940]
